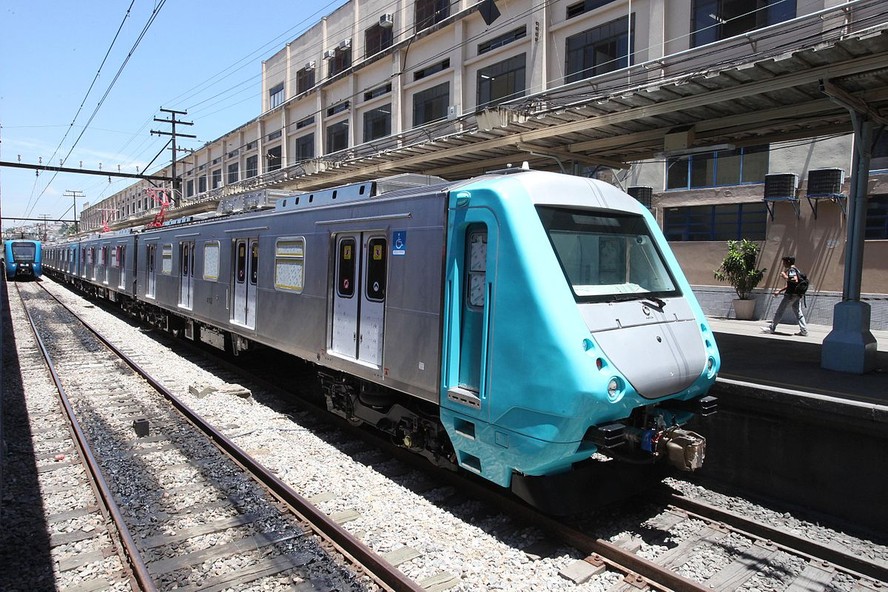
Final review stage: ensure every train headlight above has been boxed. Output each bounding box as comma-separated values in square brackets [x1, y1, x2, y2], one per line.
[607, 377, 624, 402]
[706, 356, 717, 379]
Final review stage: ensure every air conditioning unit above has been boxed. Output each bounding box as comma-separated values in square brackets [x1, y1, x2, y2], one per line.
[338, 38, 351, 50]
[806, 168, 845, 196]
[627, 186, 653, 209]
[379, 13, 394, 28]
[764, 173, 798, 200]
[323, 49, 336, 60]
[304, 61, 316, 70]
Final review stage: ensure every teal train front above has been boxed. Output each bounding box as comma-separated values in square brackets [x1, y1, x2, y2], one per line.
[439, 170, 719, 504]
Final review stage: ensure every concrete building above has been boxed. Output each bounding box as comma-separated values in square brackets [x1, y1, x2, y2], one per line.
[83, 0, 888, 328]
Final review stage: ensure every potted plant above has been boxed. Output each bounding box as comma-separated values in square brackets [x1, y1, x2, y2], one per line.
[714, 239, 766, 320]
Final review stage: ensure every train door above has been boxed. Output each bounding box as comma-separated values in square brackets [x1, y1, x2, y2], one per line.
[117, 245, 126, 290]
[101, 246, 109, 284]
[231, 238, 258, 329]
[443, 212, 497, 416]
[89, 247, 97, 281]
[146, 244, 157, 298]
[459, 225, 489, 392]
[178, 241, 194, 309]
[330, 232, 387, 366]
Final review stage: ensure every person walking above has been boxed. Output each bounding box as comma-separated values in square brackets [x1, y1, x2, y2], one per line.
[762, 256, 808, 336]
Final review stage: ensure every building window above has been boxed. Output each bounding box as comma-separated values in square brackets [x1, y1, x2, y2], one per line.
[295, 133, 315, 161]
[329, 48, 352, 77]
[413, 82, 450, 126]
[478, 26, 527, 55]
[326, 121, 349, 153]
[364, 105, 392, 142]
[246, 155, 258, 178]
[567, 0, 617, 19]
[198, 175, 207, 194]
[269, 83, 284, 109]
[666, 145, 769, 190]
[245, 140, 257, 150]
[185, 179, 194, 198]
[296, 116, 315, 129]
[227, 163, 239, 184]
[327, 101, 350, 116]
[267, 130, 282, 141]
[211, 168, 222, 189]
[416, 0, 450, 30]
[477, 54, 526, 109]
[414, 59, 450, 81]
[364, 83, 392, 101]
[664, 203, 768, 241]
[866, 195, 888, 240]
[267, 146, 282, 171]
[365, 23, 393, 57]
[297, 67, 316, 94]
[565, 16, 632, 83]
[871, 129, 888, 171]
[692, 0, 796, 47]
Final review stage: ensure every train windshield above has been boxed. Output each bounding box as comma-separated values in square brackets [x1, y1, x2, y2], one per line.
[536, 207, 680, 302]
[10, 242, 36, 262]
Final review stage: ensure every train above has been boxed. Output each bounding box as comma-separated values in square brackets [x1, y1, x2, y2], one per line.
[4, 239, 43, 281]
[44, 168, 720, 510]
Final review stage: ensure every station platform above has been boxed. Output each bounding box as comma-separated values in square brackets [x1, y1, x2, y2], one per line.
[707, 317, 888, 406]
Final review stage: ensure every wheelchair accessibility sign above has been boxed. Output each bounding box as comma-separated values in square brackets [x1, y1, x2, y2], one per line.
[392, 230, 406, 256]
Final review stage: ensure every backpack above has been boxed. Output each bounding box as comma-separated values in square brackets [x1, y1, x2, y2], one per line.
[792, 268, 810, 295]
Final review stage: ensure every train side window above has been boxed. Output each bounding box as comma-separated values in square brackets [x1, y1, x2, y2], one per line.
[250, 241, 259, 285]
[203, 241, 220, 280]
[366, 237, 387, 301]
[161, 244, 173, 274]
[466, 227, 488, 309]
[274, 238, 305, 293]
[338, 238, 356, 297]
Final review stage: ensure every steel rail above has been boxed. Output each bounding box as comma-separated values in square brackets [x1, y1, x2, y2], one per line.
[17, 284, 157, 592]
[35, 282, 423, 592]
[665, 492, 888, 583]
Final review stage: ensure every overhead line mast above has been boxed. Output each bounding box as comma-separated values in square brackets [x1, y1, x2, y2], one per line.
[151, 107, 196, 208]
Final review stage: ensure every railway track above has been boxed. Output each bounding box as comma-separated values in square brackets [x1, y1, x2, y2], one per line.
[10, 275, 887, 592]
[9, 279, 419, 591]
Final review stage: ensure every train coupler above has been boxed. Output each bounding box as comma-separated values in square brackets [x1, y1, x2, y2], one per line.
[646, 428, 706, 471]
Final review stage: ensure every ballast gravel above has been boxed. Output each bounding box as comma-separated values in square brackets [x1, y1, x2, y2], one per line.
[29, 277, 888, 591]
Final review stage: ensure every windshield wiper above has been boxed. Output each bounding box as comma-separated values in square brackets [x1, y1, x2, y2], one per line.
[641, 296, 667, 310]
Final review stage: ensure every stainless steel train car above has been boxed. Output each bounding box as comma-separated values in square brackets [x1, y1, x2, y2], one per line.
[45, 169, 720, 510]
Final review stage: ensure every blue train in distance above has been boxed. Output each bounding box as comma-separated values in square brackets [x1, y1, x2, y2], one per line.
[4, 239, 42, 281]
[44, 169, 719, 511]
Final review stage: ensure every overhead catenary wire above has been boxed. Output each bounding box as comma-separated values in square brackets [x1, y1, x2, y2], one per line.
[25, 0, 169, 220]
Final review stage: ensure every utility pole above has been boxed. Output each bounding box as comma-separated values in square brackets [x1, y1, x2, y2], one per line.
[63, 189, 84, 234]
[151, 108, 196, 208]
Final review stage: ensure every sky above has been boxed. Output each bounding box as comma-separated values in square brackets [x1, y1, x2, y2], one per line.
[0, 0, 348, 230]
